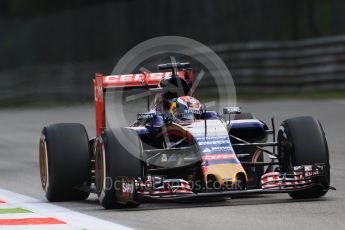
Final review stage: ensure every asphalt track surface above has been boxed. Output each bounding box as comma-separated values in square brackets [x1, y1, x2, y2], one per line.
[0, 100, 344, 230]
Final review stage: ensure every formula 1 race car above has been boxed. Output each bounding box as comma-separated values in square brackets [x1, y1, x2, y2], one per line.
[39, 62, 332, 209]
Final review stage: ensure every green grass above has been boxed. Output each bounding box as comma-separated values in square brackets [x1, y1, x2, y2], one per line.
[0, 208, 32, 214]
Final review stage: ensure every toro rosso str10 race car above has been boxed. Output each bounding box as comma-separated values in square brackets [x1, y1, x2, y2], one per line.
[39, 62, 333, 208]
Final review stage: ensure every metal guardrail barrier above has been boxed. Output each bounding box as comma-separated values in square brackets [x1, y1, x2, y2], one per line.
[211, 35, 345, 93]
[1, 35, 345, 105]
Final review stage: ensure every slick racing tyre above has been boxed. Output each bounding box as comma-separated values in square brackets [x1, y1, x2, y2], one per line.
[278, 116, 330, 199]
[39, 123, 91, 201]
[94, 128, 143, 209]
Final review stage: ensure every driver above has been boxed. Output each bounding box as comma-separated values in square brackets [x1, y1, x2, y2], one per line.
[158, 76, 191, 112]
[154, 76, 200, 120]
[169, 96, 201, 122]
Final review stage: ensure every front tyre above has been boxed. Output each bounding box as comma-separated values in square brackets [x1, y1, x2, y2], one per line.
[94, 128, 143, 209]
[39, 123, 91, 201]
[278, 116, 330, 199]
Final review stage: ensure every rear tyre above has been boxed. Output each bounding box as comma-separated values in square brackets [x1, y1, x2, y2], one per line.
[95, 128, 143, 209]
[39, 123, 91, 201]
[277, 116, 330, 199]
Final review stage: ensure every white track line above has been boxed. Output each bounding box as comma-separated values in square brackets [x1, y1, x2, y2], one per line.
[0, 189, 133, 230]
[0, 213, 44, 219]
[0, 203, 15, 209]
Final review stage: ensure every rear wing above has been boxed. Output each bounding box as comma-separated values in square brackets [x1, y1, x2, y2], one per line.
[93, 70, 193, 135]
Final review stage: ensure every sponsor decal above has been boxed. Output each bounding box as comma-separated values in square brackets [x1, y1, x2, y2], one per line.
[210, 146, 232, 151]
[198, 140, 229, 146]
[137, 113, 156, 120]
[202, 147, 212, 153]
[121, 181, 135, 201]
[223, 106, 241, 114]
[184, 109, 202, 115]
[201, 153, 236, 161]
[194, 135, 229, 141]
[122, 182, 134, 194]
[96, 85, 103, 101]
[104, 72, 172, 84]
[201, 146, 232, 153]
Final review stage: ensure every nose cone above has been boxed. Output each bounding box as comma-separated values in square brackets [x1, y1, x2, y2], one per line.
[204, 163, 247, 189]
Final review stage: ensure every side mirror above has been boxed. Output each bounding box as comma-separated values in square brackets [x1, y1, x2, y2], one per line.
[223, 106, 241, 115]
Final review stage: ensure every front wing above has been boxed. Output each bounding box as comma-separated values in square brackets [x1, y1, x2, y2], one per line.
[114, 164, 331, 204]
[142, 183, 326, 202]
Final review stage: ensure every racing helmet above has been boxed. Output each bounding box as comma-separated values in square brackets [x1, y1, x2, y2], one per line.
[170, 96, 201, 121]
[159, 76, 190, 104]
